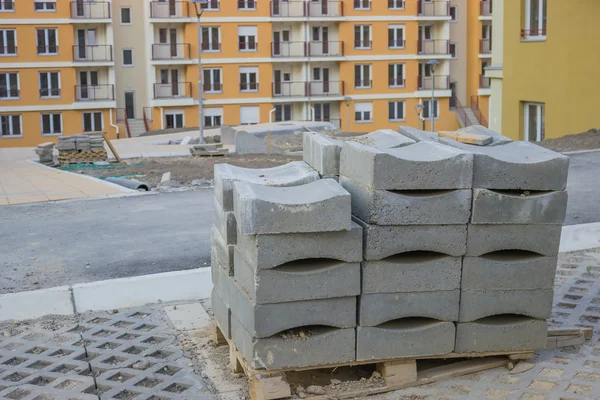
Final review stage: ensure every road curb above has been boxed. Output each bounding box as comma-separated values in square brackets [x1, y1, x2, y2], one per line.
[560, 222, 600, 253]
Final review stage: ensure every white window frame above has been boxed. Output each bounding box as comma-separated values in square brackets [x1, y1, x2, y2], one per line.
[274, 104, 292, 122]
[388, 100, 405, 122]
[240, 105, 260, 125]
[204, 107, 223, 128]
[122, 48, 134, 67]
[36, 28, 58, 55]
[34, 0, 56, 12]
[388, 63, 405, 88]
[0, 0, 14, 12]
[0, 72, 19, 99]
[237, 0, 256, 11]
[0, 114, 21, 137]
[238, 26, 257, 52]
[82, 111, 103, 133]
[388, 0, 405, 10]
[422, 99, 440, 120]
[354, 0, 371, 10]
[120, 7, 132, 25]
[449, 6, 457, 22]
[388, 25, 405, 49]
[239, 67, 258, 92]
[355, 64, 371, 89]
[354, 25, 371, 49]
[0, 29, 16, 56]
[41, 113, 62, 136]
[355, 102, 372, 123]
[202, 26, 221, 52]
[420, 24, 433, 41]
[203, 0, 220, 11]
[524, 0, 546, 40]
[39, 71, 61, 98]
[524, 102, 545, 142]
[165, 111, 185, 129]
[203, 68, 222, 93]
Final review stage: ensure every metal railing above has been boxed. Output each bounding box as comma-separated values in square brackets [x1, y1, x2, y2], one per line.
[308, 81, 343, 96]
[75, 84, 114, 101]
[149, 1, 189, 18]
[309, 41, 343, 56]
[308, 0, 343, 16]
[354, 79, 372, 89]
[240, 82, 259, 92]
[470, 95, 488, 127]
[37, 45, 59, 55]
[272, 82, 305, 97]
[480, 0, 492, 16]
[39, 88, 61, 98]
[0, 88, 19, 99]
[454, 96, 470, 126]
[418, 39, 449, 55]
[151, 43, 191, 60]
[480, 38, 492, 54]
[389, 39, 405, 49]
[153, 82, 192, 98]
[418, 0, 450, 16]
[72, 45, 113, 61]
[116, 108, 131, 138]
[480, 75, 491, 89]
[203, 83, 223, 93]
[389, 78, 405, 87]
[0, 45, 17, 55]
[201, 42, 221, 52]
[271, 41, 344, 57]
[354, 40, 372, 49]
[238, 42, 258, 51]
[270, 1, 343, 17]
[70, 1, 110, 18]
[521, 28, 546, 39]
[418, 75, 450, 90]
[272, 41, 306, 57]
[143, 107, 152, 133]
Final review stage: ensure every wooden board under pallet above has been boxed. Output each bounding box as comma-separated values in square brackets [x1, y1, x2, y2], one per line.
[212, 321, 592, 400]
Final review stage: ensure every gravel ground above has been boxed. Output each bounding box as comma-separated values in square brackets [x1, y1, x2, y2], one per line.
[539, 129, 600, 152]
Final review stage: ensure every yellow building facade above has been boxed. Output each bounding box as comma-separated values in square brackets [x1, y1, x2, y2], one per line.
[0, 0, 118, 148]
[465, 0, 491, 124]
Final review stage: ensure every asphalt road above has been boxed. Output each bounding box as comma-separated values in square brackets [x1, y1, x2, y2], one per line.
[0, 150, 598, 293]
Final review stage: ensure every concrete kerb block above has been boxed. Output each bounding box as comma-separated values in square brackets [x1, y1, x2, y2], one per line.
[359, 291, 460, 326]
[236, 221, 363, 269]
[470, 189, 568, 224]
[339, 141, 473, 190]
[461, 255, 557, 290]
[346, 129, 416, 149]
[397, 126, 440, 142]
[234, 248, 360, 304]
[455, 316, 548, 353]
[356, 320, 455, 361]
[211, 226, 234, 275]
[355, 217, 468, 260]
[213, 196, 237, 245]
[0, 286, 74, 321]
[458, 289, 554, 322]
[303, 132, 343, 177]
[234, 179, 352, 235]
[362, 254, 461, 294]
[466, 224, 562, 257]
[214, 161, 319, 211]
[340, 176, 472, 225]
[212, 288, 231, 339]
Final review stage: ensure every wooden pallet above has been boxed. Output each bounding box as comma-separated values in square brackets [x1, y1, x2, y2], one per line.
[58, 150, 108, 165]
[212, 322, 591, 400]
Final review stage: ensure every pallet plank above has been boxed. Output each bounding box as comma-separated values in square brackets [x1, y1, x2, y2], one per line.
[376, 359, 417, 386]
[249, 375, 291, 400]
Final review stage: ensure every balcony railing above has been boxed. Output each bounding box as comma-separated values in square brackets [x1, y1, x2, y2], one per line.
[418, 39, 449, 54]
[202, 42, 221, 52]
[273, 82, 306, 97]
[0, 88, 19, 99]
[39, 88, 61, 98]
[418, 0, 450, 16]
[203, 83, 223, 93]
[150, 1, 189, 18]
[152, 43, 191, 60]
[308, 81, 343, 96]
[480, 75, 491, 89]
[240, 82, 259, 92]
[471, 95, 488, 127]
[480, 39, 492, 54]
[272, 41, 306, 57]
[309, 41, 343, 56]
[75, 84, 115, 101]
[270, 1, 343, 17]
[354, 79, 372, 89]
[37, 45, 59, 55]
[418, 75, 450, 90]
[389, 78, 406, 87]
[70, 1, 110, 19]
[354, 40, 372, 50]
[72, 45, 113, 61]
[153, 82, 192, 99]
[0, 45, 17, 55]
[480, 0, 492, 16]
[521, 28, 546, 39]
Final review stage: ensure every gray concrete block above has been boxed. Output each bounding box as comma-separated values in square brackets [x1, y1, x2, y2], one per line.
[212, 288, 231, 339]
[231, 315, 355, 370]
[236, 222, 363, 269]
[218, 267, 232, 307]
[356, 320, 455, 361]
[355, 217, 468, 260]
[234, 179, 352, 235]
[346, 129, 415, 149]
[459, 289, 554, 322]
[362, 254, 461, 294]
[340, 177, 472, 225]
[226, 276, 356, 338]
[213, 196, 237, 245]
[471, 189, 568, 224]
[466, 224, 562, 256]
[455, 316, 548, 353]
[303, 132, 343, 177]
[210, 226, 234, 275]
[214, 161, 319, 211]
[235, 248, 360, 304]
[462, 255, 557, 290]
[339, 141, 473, 190]
[397, 126, 440, 142]
[359, 291, 460, 326]
[220, 126, 236, 145]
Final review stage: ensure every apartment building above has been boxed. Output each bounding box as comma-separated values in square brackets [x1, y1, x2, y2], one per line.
[465, 0, 490, 124]
[0, 0, 118, 148]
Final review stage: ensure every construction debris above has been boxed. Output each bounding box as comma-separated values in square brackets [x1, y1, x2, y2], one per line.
[56, 134, 108, 165]
[35, 142, 55, 166]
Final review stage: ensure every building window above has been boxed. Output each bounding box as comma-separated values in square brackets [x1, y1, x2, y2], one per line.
[204, 108, 223, 128]
[354, 64, 371, 89]
[523, 0, 546, 39]
[524, 102, 545, 141]
[0, 72, 19, 99]
[354, 0, 370, 10]
[165, 112, 184, 129]
[0, 29, 16, 55]
[36, 28, 58, 55]
[0, 115, 21, 136]
[239, 67, 258, 92]
[449, 43, 457, 58]
[39, 71, 60, 98]
[0, 0, 14, 11]
[450, 6, 457, 21]
[238, 26, 257, 51]
[388, 0, 404, 10]
[420, 25, 433, 40]
[388, 25, 405, 49]
[203, 68, 222, 93]
[422, 100, 439, 119]
[202, 26, 220, 51]
[355, 102, 372, 123]
[313, 103, 331, 122]
[237, 0, 256, 10]
[388, 101, 405, 122]
[354, 25, 371, 49]
[388, 63, 404, 87]
[120, 7, 132, 24]
[274, 104, 292, 122]
[83, 112, 103, 132]
[240, 106, 259, 125]
[122, 49, 133, 66]
[41, 113, 62, 135]
[34, 0, 55, 11]
[203, 0, 220, 10]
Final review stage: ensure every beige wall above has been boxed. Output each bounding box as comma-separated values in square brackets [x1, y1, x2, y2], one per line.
[450, 0, 467, 105]
[112, 0, 149, 119]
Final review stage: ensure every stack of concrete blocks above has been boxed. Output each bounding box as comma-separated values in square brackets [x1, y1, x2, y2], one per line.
[339, 139, 474, 361]
[89, 134, 105, 151]
[35, 142, 55, 165]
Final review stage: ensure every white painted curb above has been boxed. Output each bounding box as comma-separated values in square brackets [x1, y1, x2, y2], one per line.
[0, 286, 74, 321]
[560, 222, 600, 253]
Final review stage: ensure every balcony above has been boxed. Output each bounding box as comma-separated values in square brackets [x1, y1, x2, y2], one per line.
[480, 75, 491, 89]
[270, 1, 343, 17]
[150, 1, 189, 18]
[271, 41, 343, 57]
[417, 0, 450, 16]
[70, 1, 111, 19]
[75, 84, 115, 101]
[418, 39, 449, 55]
[309, 41, 343, 56]
[480, 39, 492, 54]
[153, 82, 192, 99]
[152, 43, 191, 60]
[273, 82, 306, 97]
[480, 0, 492, 16]
[272, 42, 306, 57]
[72, 45, 113, 62]
[308, 81, 344, 97]
[418, 75, 450, 90]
